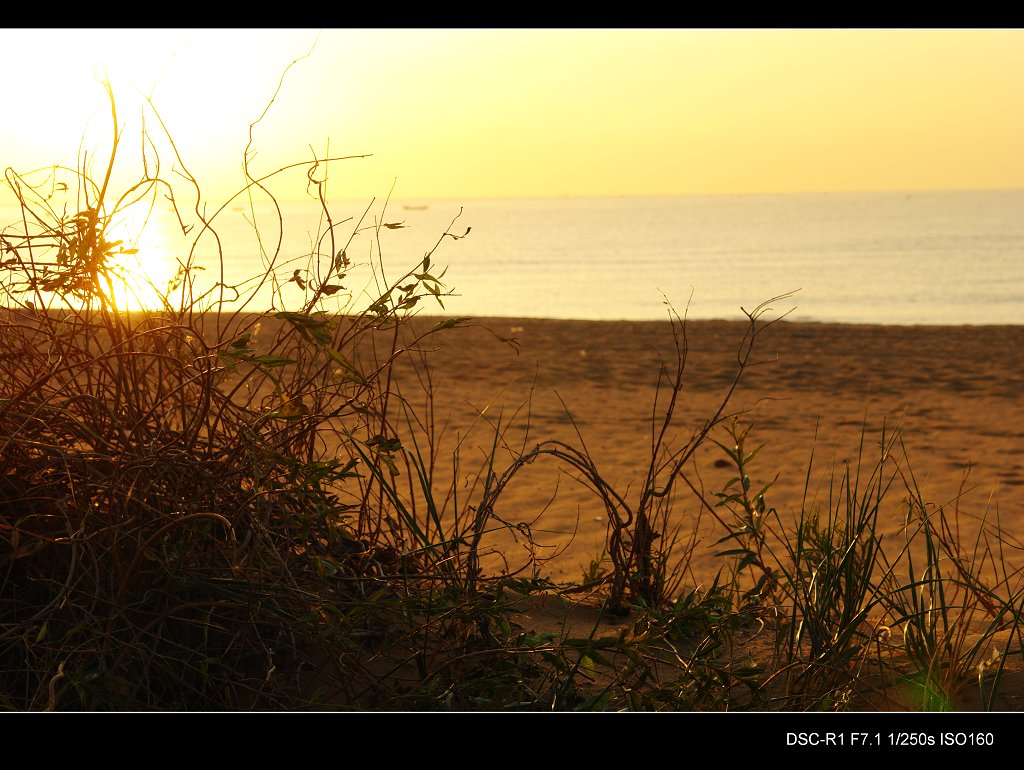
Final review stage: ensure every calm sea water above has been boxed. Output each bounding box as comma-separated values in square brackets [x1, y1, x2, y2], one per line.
[4, 189, 1022, 325]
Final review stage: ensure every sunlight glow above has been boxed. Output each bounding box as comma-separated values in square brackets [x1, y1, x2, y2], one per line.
[3, 29, 1022, 202]
[103, 202, 186, 312]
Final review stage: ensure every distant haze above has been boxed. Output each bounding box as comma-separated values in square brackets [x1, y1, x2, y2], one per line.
[2, 29, 1023, 203]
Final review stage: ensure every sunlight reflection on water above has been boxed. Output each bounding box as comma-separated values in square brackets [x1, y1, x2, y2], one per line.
[3, 190, 1021, 324]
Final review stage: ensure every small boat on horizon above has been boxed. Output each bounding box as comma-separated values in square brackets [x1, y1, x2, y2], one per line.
[402, 204, 429, 211]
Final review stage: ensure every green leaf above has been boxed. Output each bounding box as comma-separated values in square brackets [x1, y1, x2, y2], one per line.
[274, 311, 333, 344]
[743, 444, 766, 465]
[326, 348, 367, 385]
[714, 548, 753, 558]
[230, 333, 252, 349]
[736, 553, 759, 571]
[711, 437, 740, 463]
[430, 317, 470, 333]
[367, 293, 392, 317]
[378, 453, 400, 477]
[251, 354, 296, 368]
[366, 435, 403, 453]
[713, 530, 748, 545]
[62, 623, 88, 641]
[268, 405, 307, 420]
[220, 348, 252, 363]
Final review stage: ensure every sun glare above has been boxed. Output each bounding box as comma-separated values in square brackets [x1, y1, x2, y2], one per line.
[103, 202, 185, 312]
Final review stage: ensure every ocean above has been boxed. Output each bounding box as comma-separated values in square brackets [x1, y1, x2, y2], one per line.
[3, 189, 1022, 325]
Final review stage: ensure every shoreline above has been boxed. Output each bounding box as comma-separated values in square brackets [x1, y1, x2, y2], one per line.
[411, 312, 1024, 329]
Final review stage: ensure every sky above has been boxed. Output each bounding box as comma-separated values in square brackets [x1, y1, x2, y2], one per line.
[2, 29, 1024, 205]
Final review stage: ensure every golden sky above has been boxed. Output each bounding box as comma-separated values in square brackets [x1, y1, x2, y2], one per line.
[3, 29, 1023, 203]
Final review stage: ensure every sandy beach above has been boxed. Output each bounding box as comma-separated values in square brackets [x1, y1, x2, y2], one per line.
[382, 316, 1024, 587]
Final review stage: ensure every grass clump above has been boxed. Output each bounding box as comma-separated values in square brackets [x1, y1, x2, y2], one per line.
[0, 82, 496, 710]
